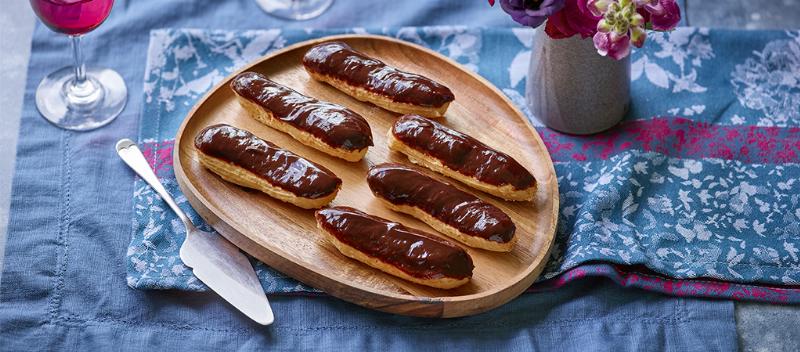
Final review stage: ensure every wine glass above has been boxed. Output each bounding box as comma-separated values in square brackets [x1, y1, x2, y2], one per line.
[255, 0, 334, 21]
[30, 0, 127, 131]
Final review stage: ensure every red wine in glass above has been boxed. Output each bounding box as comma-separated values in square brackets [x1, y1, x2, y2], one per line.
[31, 0, 113, 35]
[29, 0, 126, 131]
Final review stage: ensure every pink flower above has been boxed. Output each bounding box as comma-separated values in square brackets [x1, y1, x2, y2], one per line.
[593, 31, 631, 60]
[544, 0, 601, 39]
[587, 0, 652, 59]
[640, 0, 681, 30]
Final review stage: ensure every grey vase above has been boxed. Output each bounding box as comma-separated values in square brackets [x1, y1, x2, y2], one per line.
[526, 31, 631, 135]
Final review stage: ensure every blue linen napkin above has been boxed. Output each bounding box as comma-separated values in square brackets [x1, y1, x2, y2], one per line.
[0, 1, 737, 350]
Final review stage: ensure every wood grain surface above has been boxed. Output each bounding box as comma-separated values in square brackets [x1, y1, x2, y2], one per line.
[173, 35, 559, 318]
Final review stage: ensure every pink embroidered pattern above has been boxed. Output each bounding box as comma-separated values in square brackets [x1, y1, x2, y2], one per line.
[140, 140, 175, 178]
[540, 117, 800, 163]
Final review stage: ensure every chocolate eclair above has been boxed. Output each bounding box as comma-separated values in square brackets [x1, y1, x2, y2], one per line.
[387, 115, 536, 201]
[367, 163, 517, 252]
[231, 71, 373, 162]
[302, 41, 455, 118]
[315, 206, 474, 289]
[195, 124, 341, 209]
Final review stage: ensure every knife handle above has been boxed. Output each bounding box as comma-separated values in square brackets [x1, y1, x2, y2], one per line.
[115, 139, 195, 231]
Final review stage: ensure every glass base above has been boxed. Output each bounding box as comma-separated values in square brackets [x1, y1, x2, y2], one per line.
[255, 0, 334, 20]
[35, 66, 127, 131]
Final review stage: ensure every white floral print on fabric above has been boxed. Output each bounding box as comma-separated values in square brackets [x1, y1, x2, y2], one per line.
[546, 150, 800, 285]
[143, 29, 286, 113]
[731, 31, 800, 127]
[632, 27, 714, 93]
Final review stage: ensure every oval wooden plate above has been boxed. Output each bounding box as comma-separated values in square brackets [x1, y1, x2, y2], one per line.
[173, 34, 559, 318]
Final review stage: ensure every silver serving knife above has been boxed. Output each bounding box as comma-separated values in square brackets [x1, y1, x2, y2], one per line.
[116, 139, 274, 325]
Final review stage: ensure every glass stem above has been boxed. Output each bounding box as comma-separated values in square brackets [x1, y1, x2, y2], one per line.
[70, 35, 87, 85]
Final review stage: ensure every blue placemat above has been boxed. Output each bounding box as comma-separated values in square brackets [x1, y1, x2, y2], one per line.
[128, 26, 800, 294]
[0, 1, 738, 350]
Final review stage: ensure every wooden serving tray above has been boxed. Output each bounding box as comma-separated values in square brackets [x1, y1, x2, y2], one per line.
[173, 35, 559, 318]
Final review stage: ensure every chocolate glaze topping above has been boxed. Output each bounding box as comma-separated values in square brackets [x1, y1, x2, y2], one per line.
[367, 163, 516, 243]
[195, 124, 341, 198]
[315, 206, 474, 280]
[302, 42, 455, 107]
[392, 115, 536, 190]
[231, 72, 373, 151]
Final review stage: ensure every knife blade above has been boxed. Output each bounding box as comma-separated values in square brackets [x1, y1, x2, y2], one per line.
[116, 139, 274, 325]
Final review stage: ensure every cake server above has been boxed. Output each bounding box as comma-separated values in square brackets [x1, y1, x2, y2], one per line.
[116, 139, 274, 325]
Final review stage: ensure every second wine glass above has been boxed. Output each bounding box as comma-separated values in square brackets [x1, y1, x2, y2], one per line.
[255, 0, 334, 21]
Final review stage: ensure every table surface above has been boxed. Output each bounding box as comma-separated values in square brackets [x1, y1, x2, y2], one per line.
[1, 1, 798, 351]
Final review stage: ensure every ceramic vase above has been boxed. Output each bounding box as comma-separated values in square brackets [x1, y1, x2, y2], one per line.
[526, 31, 631, 135]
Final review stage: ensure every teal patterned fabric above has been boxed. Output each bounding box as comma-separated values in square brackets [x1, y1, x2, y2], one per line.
[129, 27, 800, 293]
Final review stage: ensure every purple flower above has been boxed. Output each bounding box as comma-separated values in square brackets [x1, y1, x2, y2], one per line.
[499, 0, 566, 28]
